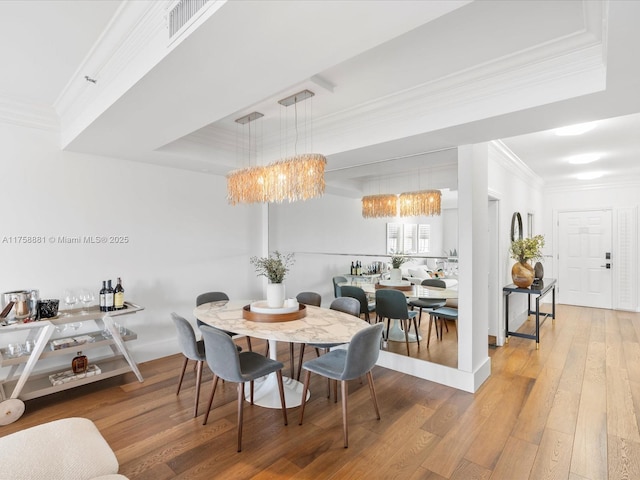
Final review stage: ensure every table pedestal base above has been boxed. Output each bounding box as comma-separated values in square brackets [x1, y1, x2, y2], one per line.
[246, 339, 310, 408]
[386, 319, 422, 343]
[246, 373, 309, 408]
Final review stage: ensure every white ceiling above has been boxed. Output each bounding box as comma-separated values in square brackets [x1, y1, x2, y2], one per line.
[3, 0, 640, 192]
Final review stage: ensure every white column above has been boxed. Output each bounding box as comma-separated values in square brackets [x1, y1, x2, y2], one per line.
[457, 144, 490, 387]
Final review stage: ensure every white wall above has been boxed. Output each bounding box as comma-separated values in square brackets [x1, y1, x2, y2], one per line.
[0, 122, 263, 368]
[488, 142, 545, 340]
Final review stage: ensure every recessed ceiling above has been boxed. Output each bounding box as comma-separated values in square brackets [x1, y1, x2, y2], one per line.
[2, 0, 640, 191]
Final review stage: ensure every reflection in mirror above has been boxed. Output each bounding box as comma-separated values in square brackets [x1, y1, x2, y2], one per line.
[268, 149, 458, 369]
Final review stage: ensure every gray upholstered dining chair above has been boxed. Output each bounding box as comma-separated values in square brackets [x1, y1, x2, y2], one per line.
[299, 322, 384, 448]
[375, 288, 419, 356]
[199, 325, 288, 452]
[295, 296, 360, 382]
[293, 292, 323, 379]
[408, 278, 447, 327]
[196, 291, 252, 351]
[171, 312, 208, 418]
[340, 285, 376, 323]
[428, 306, 458, 347]
[332, 276, 347, 298]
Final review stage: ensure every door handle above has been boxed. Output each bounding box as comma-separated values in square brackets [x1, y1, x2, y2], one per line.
[600, 263, 612, 269]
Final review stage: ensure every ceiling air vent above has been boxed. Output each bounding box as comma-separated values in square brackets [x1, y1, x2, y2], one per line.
[169, 0, 210, 38]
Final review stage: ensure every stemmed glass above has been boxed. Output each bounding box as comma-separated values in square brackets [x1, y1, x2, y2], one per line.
[79, 289, 95, 313]
[62, 289, 78, 317]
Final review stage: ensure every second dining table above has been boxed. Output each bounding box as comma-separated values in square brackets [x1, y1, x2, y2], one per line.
[193, 300, 370, 409]
[340, 280, 459, 343]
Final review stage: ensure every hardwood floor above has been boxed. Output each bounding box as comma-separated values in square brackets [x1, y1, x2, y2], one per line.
[2, 304, 640, 479]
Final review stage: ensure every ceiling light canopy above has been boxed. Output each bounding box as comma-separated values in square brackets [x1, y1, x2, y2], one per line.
[226, 90, 326, 205]
[554, 121, 597, 136]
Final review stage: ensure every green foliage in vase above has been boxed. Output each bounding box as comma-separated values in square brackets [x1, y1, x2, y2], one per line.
[390, 253, 410, 269]
[250, 251, 295, 283]
[510, 235, 545, 264]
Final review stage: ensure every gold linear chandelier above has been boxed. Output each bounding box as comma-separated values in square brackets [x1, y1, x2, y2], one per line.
[362, 194, 398, 218]
[228, 154, 326, 205]
[227, 90, 326, 205]
[399, 189, 441, 217]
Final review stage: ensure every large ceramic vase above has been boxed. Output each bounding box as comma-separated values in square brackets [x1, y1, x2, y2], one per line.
[266, 282, 285, 308]
[390, 268, 402, 283]
[512, 261, 534, 288]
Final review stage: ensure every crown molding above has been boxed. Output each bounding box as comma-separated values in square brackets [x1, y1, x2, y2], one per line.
[490, 140, 545, 190]
[0, 96, 59, 131]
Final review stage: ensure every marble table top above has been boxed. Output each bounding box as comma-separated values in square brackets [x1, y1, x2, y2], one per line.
[194, 300, 370, 344]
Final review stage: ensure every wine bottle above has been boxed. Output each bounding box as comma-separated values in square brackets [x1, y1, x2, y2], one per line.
[106, 280, 114, 311]
[99, 281, 107, 312]
[114, 277, 125, 310]
[350, 261, 355, 275]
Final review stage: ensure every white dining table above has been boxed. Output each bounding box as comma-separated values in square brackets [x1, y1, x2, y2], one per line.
[193, 300, 370, 409]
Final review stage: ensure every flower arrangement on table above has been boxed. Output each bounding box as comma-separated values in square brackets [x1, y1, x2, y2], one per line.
[390, 253, 410, 269]
[250, 251, 295, 284]
[509, 235, 545, 264]
[509, 235, 545, 287]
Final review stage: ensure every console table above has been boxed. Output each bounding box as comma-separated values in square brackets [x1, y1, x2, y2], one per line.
[504, 279, 556, 349]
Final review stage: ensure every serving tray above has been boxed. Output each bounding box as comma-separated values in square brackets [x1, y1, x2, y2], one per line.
[242, 303, 306, 322]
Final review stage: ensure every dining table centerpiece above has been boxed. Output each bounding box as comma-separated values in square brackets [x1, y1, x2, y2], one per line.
[389, 253, 409, 283]
[250, 251, 295, 308]
[509, 235, 545, 288]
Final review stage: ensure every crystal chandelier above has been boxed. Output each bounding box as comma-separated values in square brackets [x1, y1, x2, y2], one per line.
[399, 189, 441, 217]
[361, 194, 398, 218]
[227, 90, 326, 205]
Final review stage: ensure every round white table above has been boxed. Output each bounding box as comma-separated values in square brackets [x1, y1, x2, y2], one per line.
[193, 300, 370, 409]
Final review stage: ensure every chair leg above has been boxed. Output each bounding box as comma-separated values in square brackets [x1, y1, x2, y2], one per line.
[237, 382, 244, 452]
[193, 360, 203, 417]
[334, 379, 339, 403]
[264, 341, 270, 356]
[427, 314, 434, 347]
[202, 374, 219, 425]
[250, 380, 254, 405]
[299, 370, 312, 425]
[341, 380, 349, 448]
[366, 371, 381, 421]
[385, 318, 390, 341]
[402, 319, 410, 356]
[246, 336, 253, 352]
[413, 319, 420, 350]
[275, 370, 288, 426]
[176, 356, 189, 395]
[296, 344, 306, 381]
[417, 307, 423, 327]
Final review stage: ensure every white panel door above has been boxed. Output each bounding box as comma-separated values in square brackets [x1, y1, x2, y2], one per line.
[558, 210, 612, 308]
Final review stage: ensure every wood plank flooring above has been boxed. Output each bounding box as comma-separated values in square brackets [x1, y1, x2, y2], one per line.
[2, 304, 640, 479]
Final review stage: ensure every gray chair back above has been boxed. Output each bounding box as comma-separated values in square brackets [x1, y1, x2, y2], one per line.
[296, 291, 321, 307]
[421, 278, 446, 288]
[332, 276, 347, 298]
[196, 291, 229, 306]
[340, 285, 370, 315]
[329, 297, 360, 317]
[199, 325, 245, 383]
[342, 323, 384, 380]
[375, 289, 411, 320]
[171, 313, 205, 361]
